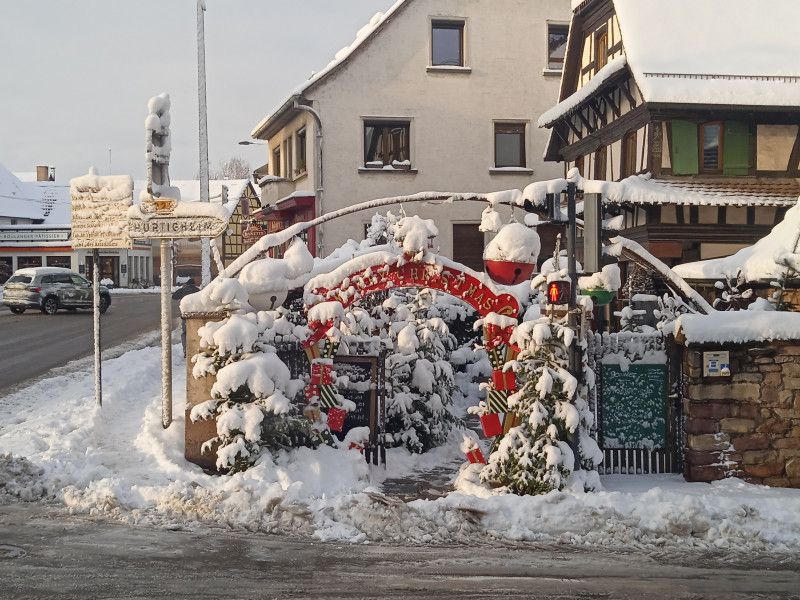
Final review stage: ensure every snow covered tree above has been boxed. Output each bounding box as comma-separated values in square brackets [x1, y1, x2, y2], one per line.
[713, 269, 754, 311]
[190, 310, 321, 473]
[382, 290, 459, 453]
[480, 317, 602, 495]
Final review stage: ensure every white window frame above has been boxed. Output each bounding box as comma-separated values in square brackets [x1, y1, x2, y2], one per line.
[544, 20, 570, 76]
[490, 119, 533, 175]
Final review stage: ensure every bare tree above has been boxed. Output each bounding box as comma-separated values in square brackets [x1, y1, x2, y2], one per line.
[208, 157, 251, 180]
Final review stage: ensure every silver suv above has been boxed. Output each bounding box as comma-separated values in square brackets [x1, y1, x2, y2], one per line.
[2, 267, 111, 315]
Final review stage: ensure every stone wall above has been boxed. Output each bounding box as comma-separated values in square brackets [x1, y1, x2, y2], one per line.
[183, 311, 226, 471]
[682, 343, 800, 487]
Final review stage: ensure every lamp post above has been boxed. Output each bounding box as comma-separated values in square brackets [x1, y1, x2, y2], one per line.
[197, 0, 211, 287]
[238, 140, 268, 146]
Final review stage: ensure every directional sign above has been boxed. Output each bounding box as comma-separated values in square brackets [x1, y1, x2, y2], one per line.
[127, 198, 229, 239]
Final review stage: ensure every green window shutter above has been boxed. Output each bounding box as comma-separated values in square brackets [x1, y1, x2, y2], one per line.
[671, 120, 699, 175]
[723, 121, 751, 176]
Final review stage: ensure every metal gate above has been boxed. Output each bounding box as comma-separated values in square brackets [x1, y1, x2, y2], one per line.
[586, 332, 683, 474]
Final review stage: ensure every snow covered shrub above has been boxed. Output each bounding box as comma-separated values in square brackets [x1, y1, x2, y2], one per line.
[481, 318, 601, 495]
[713, 269, 754, 311]
[380, 290, 459, 453]
[191, 311, 320, 473]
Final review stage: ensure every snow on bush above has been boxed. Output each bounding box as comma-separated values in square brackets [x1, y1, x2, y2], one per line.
[191, 311, 323, 472]
[483, 222, 540, 263]
[393, 215, 438, 260]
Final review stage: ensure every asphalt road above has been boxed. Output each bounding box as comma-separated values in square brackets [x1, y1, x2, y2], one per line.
[0, 294, 176, 394]
[0, 503, 798, 600]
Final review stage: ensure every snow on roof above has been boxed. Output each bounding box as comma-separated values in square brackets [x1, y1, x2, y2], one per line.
[12, 172, 37, 182]
[673, 199, 800, 281]
[675, 311, 800, 345]
[538, 55, 628, 127]
[0, 163, 70, 222]
[614, 0, 800, 107]
[590, 174, 799, 208]
[250, 0, 408, 138]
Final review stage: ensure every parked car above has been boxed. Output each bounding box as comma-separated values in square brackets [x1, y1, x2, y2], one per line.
[2, 267, 111, 315]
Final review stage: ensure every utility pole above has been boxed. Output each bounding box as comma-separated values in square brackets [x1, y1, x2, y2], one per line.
[197, 0, 211, 286]
[565, 180, 582, 470]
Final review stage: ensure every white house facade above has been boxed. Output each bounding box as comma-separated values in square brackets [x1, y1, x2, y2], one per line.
[250, 0, 571, 269]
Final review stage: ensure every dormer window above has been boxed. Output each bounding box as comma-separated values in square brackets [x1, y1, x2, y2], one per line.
[700, 121, 723, 173]
[431, 20, 464, 67]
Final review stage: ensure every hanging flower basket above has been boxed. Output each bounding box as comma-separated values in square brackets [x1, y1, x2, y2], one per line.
[580, 288, 615, 306]
[484, 260, 536, 285]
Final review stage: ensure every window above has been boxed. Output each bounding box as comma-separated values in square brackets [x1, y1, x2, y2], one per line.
[283, 139, 293, 180]
[70, 274, 89, 286]
[452, 224, 484, 272]
[700, 121, 723, 173]
[547, 24, 569, 70]
[364, 121, 411, 167]
[296, 128, 307, 175]
[17, 256, 42, 269]
[273, 147, 282, 177]
[494, 123, 526, 168]
[46, 256, 71, 268]
[594, 145, 607, 179]
[431, 20, 464, 66]
[575, 155, 585, 175]
[595, 28, 608, 69]
[622, 130, 638, 178]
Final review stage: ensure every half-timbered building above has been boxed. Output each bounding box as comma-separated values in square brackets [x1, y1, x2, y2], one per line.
[540, 0, 800, 266]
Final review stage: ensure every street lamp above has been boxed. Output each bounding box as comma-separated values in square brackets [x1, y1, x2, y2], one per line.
[238, 140, 267, 146]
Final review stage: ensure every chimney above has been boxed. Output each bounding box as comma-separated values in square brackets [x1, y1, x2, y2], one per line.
[36, 165, 55, 182]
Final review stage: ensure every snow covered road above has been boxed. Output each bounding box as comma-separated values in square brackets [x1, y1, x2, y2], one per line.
[1, 342, 800, 558]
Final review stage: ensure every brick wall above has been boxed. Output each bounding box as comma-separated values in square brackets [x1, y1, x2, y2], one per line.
[682, 343, 800, 487]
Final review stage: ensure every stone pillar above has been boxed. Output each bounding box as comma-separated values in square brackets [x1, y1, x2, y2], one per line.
[183, 310, 226, 471]
[681, 341, 800, 488]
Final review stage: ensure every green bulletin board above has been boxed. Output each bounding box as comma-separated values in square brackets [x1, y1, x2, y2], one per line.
[600, 364, 667, 449]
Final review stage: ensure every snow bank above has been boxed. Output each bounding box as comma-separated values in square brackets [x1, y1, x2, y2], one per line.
[674, 200, 800, 281]
[675, 311, 800, 345]
[2, 343, 800, 553]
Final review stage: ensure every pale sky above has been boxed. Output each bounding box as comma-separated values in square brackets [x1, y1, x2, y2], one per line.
[0, 0, 395, 182]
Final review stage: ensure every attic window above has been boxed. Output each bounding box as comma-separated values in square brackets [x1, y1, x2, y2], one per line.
[431, 20, 464, 67]
[547, 24, 569, 71]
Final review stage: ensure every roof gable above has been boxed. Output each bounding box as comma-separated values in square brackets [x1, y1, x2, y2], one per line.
[250, 0, 411, 138]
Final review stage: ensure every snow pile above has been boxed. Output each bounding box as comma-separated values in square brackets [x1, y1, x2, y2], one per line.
[579, 264, 621, 291]
[393, 215, 438, 259]
[675, 311, 800, 345]
[483, 223, 540, 263]
[2, 343, 800, 553]
[0, 344, 369, 529]
[181, 277, 249, 314]
[674, 200, 800, 281]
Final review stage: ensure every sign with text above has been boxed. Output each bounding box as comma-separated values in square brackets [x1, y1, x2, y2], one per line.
[128, 198, 228, 239]
[0, 229, 70, 243]
[703, 351, 730, 377]
[70, 172, 133, 249]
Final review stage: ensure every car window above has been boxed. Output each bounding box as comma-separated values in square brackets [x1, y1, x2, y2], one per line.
[40, 275, 55, 284]
[70, 275, 89, 286]
[56, 274, 73, 284]
[7, 275, 32, 284]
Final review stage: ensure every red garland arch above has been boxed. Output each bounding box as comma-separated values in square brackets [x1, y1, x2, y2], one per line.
[304, 261, 520, 347]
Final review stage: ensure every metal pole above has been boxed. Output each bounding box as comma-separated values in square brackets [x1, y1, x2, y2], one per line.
[161, 239, 173, 428]
[294, 102, 324, 256]
[197, 0, 211, 286]
[92, 249, 102, 407]
[565, 182, 582, 471]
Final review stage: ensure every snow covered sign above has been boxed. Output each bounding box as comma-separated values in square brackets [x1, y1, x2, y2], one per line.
[70, 168, 133, 249]
[127, 201, 229, 239]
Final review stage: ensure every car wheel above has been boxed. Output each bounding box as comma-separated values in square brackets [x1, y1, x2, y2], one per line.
[42, 297, 59, 315]
[9, 307, 25, 315]
[99, 295, 110, 314]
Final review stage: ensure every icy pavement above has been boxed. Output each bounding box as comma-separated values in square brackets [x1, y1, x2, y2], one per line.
[1, 342, 800, 558]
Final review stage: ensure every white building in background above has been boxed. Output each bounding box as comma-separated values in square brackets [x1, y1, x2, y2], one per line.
[0, 163, 258, 285]
[249, 0, 571, 270]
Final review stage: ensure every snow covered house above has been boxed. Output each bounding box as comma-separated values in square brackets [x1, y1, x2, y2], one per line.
[248, 0, 571, 268]
[539, 0, 800, 267]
